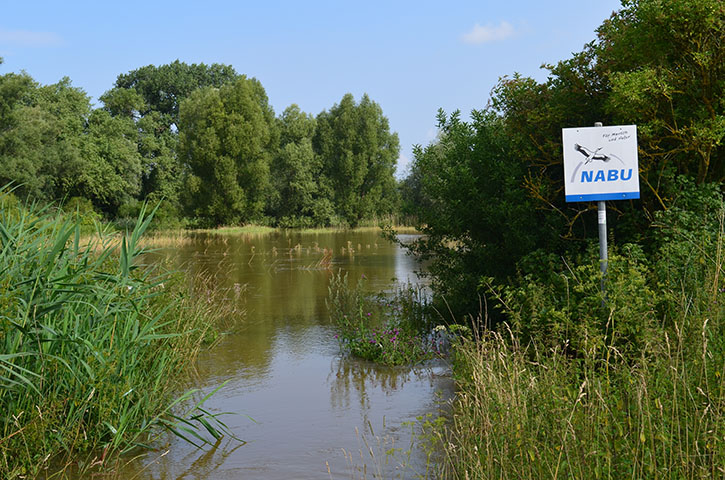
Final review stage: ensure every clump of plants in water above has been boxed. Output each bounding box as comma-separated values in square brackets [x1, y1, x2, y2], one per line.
[0, 191, 238, 479]
[327, 271, 434, 366]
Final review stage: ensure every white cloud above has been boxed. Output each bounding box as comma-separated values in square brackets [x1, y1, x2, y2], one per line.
[461, 21, 515, 45]
[0, 29, 64, 47]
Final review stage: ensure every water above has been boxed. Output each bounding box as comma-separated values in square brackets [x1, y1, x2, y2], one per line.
[121, 230, 452, 479]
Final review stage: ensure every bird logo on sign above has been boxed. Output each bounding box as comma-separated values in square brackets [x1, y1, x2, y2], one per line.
[570, 143, 625, 183]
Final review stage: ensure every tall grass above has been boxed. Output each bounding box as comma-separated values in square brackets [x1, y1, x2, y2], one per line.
[433, 199, 725, 479]
[0, 192, 239, 478]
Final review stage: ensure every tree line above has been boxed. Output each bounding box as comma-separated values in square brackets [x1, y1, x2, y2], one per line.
[0, 59, 399, 228]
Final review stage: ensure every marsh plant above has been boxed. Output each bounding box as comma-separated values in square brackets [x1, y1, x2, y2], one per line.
[428, 196, 725, 479]
[0, 192, 238, 479]
[327, 271, 433, 366]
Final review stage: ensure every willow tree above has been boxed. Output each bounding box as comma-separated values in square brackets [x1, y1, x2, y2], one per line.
[179, 76, 277, 225]
[270, 104, 334, 225]
[314, 94, 399, 226]
[101, 61, 240, 212]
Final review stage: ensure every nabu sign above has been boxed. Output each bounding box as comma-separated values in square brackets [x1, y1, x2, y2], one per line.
[562, 125, 640, 202]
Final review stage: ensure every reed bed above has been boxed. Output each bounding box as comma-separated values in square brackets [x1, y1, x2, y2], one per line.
[0, 195, 240, 479]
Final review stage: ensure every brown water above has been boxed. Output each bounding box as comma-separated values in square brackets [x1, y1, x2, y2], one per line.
[121, 230, 452, 479]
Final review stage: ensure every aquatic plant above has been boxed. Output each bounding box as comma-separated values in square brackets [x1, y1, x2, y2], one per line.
[327, 271, 432, 366]
[0, 192, 238, 478]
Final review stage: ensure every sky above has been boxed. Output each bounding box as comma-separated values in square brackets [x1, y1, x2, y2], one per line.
[1, 0, 623, 178]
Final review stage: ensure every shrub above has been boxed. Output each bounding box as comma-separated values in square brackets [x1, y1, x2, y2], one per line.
[489, 243, 656, 360]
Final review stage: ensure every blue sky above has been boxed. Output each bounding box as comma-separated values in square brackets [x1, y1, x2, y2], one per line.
[1, 0, 623, 177]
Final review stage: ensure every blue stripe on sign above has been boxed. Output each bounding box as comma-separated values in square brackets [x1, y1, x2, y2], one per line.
[565, 192, 640, 202]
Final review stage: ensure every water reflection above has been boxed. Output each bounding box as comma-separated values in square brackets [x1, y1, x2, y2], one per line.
[121, 230, 451, 480]
[329, 357, 449, 420]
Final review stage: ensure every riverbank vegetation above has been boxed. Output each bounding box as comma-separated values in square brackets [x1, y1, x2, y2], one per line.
[0, 191, 239, 478]
[431, 194, 724, 479]
[394, 0, 725, 478]
[0, 59, 400, 230]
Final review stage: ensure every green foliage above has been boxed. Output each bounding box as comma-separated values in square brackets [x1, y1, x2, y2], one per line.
[599, 0, 725, 185]
[492, 245, 656, 359]
[108, 60, 239, 124]
[650, 178, 724, 331]
[1, 63, 403, 229]
[179, 76, 277, 225]
[75, 109, 142, 213]
[60, 196, 102, 233]
[432, 194, 725, 479]
[0, 75, 143, 216]
[314, 94, 400, 227]
[327, 272, 432, 366]
[0, 192, 238, 478]
[0, 75, 86, 203]
[101, 60, 240, 217]
[269, 105, 330, 225]
[400, 0, 725, 324]
[403, 109, 552, 318]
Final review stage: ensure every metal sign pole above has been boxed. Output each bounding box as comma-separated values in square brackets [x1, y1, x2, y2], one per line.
[597, 199, 608, 302]
[594, 122, 607, 304]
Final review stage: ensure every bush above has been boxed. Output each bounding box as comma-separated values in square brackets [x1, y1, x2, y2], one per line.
[490, 243, 656, 360]
[433, 190, 725, 479]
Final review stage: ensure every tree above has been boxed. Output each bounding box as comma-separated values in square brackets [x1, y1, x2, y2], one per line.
[101, 61, 240, 213]
[75, 109, 142, 213]
[107, 60, 239, 126]
[179, 76, 277, 225]
[0, 72, 51, 200]
[269, 105, 335, 225]
[597, 0, 725, 189]
[404, 109, 549, 316]
[314, 94, 399, 226]
[401, 0, 725, 319]
[0, 75, 142, 214]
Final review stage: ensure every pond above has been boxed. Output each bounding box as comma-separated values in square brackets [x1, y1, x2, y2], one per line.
[121, 229, 453, 479]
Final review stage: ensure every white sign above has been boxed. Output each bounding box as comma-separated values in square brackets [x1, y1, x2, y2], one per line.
[562, 125, 640, 202]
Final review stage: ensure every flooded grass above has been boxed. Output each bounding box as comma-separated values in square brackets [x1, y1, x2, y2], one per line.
[194, 225, 278, 236]
[193, 225, 419, 236]
[0, 198, 241, 479]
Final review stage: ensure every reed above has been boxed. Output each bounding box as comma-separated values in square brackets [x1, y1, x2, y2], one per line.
[0, 193, 239, 478]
